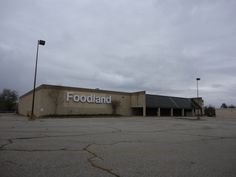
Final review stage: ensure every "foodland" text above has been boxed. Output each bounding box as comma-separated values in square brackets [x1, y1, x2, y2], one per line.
[66, 92, 112, 104]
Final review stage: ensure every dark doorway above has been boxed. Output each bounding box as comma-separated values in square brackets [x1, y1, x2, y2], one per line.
[173, 109, 182, 116]
[160, 108, 171, 116]
[132, 108, 143, 116]
[146, 108, 157, 116]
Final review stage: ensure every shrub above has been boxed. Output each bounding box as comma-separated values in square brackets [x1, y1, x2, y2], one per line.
[204, 105, 216, 117]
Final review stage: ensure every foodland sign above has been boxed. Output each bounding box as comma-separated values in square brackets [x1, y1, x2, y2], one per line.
[66, 92, 112, 104]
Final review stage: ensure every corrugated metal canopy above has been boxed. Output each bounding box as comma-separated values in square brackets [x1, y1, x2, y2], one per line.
[146, 94, 197, 109]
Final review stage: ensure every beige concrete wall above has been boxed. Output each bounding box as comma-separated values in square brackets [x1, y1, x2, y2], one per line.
[131, 91, 146, 116]
[19, 85, 144, 117]
[18, 93, 32, 116]
[216, 108, 236, 118]
[18, 89, 43, 117]
[131, 91, 145, 107]
[58, 89, 132, 116]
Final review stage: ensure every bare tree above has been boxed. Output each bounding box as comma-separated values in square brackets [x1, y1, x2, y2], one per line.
[0, 89, 18, 112]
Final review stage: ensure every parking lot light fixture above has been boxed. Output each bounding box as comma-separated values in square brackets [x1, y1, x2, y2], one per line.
[196, 78, 200, 98]
[30, 40, 46, 119]
[196, 77, 201, 119]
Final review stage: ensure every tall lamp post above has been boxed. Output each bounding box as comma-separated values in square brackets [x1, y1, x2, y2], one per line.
[196, 77, 200, 119]
[31, 40, 46, 119]
[196, 78, 200, 98]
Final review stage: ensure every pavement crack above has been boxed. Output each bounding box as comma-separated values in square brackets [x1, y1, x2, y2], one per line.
[6, 131, 123, 141]
[97, 140, 142, 146]
[0, 148, 83, 152]
[83, 144, 120, 177]
[0, 138, 84, 152]
[106, 126, 122, 133]
[83, 144, 103, 160]
[15, 136, 51, 140]
[0, 139, 13, 150]
[169, 131, 236, 140]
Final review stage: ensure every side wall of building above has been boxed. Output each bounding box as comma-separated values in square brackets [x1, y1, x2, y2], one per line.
[131, 91, 146, 116]
[18, 89, 43, 117]
[19, 87, 139, 117]
[131, 91, 146, 107]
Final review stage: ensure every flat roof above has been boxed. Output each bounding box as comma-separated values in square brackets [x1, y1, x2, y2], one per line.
[20, 84, 145, 98]
[146, 94, 199, 109]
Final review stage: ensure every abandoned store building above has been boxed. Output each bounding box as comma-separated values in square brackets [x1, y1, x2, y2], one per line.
[18, 84, 203, 117]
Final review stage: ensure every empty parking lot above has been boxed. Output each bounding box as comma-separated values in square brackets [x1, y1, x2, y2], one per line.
[0, 114, 236, 177]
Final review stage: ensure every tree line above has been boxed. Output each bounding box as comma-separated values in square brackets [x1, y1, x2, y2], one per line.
[0, 89, 18, 112]
[220, 103, 235, 108]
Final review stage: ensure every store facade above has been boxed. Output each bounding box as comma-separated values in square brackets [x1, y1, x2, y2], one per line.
[18, 84, 203, 117]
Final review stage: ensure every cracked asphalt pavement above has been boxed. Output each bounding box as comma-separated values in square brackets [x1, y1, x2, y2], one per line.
[0, 114, 236, 177]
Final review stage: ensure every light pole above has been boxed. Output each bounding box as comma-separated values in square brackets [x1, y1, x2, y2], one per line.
[196, 77, 200, 119]
[31, 40, 46, 119]
[196, 78, 200, 98]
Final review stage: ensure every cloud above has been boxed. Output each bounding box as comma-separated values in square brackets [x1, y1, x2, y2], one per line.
[0, 0, 236, 107]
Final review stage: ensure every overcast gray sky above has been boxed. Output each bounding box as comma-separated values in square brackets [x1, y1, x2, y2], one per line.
[0, 0, 236, 107]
